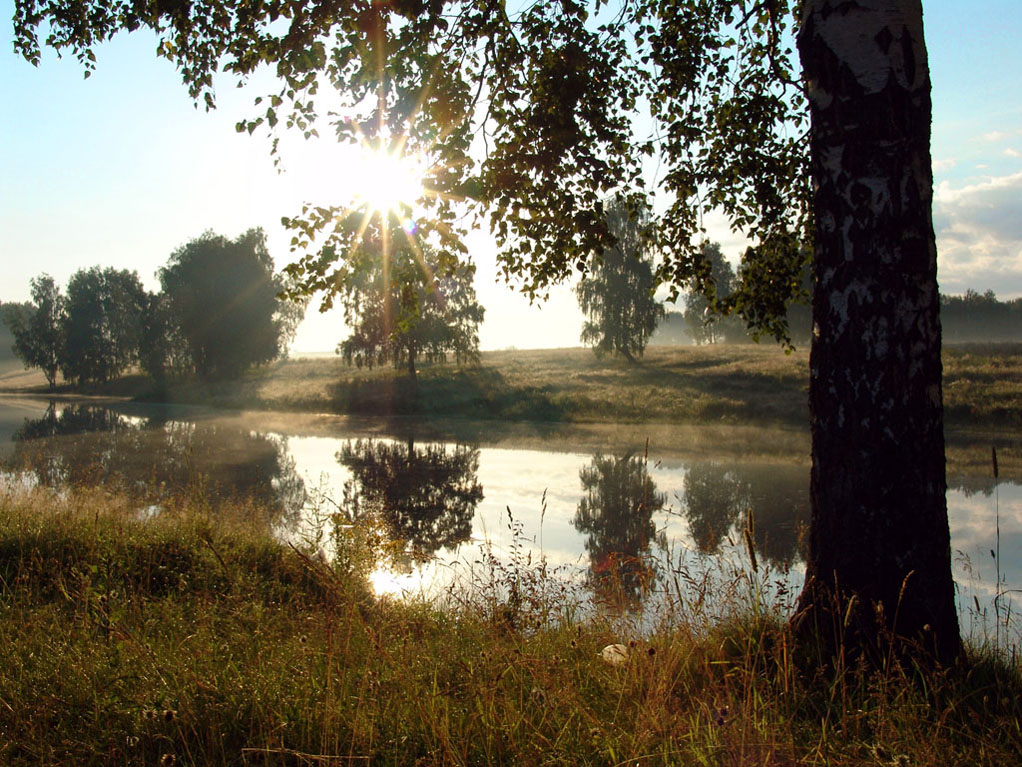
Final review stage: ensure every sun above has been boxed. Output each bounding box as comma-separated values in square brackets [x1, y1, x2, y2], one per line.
[350, 147, 426, 218]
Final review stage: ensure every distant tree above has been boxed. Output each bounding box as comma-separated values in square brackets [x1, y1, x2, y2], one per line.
[159, 229, 302, 380]
[941, 290, 1022, 343]
[4, 275, 65, 388]
[137, 291, 191, 388]
[682, 242, 744, 345]
[336, 226, 484, 382]
[61, 267, 146, 385]
[575, 196, 664, 361]
[681, 242, 812, 347]
[648, 310, 693, 346]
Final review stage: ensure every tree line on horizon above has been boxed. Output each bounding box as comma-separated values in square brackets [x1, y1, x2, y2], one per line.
[1, 229, 304, 390]
[574, 202, 1021, 356]
[5, 226, 1018, 391]
[2, 224, 493, 389]
[657, 285, 1022, 348]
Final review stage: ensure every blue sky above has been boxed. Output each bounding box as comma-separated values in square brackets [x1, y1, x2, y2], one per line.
[2, 1, 1021, 352]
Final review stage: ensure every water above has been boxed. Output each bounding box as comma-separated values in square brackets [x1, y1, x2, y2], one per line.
[1, 395, 1018, 643]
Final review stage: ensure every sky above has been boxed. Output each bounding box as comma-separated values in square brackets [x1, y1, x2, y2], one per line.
[2, 1, 1021, 353]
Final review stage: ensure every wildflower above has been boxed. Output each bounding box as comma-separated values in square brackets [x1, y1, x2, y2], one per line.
[163, 709, 176, 723]
[160, 754, 176, 766]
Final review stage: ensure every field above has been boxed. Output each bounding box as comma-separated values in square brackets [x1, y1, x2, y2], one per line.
[1, 483, 1020, 766]
[5, 343, 1018, 431]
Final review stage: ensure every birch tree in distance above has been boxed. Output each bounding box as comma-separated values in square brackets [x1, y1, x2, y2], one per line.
[575, 195, 664, 360]
[11, 0, 961, 664]
[4, 274, 64, 389]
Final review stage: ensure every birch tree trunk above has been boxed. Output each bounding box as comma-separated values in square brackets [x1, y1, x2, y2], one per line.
[795, 0, 962, 665]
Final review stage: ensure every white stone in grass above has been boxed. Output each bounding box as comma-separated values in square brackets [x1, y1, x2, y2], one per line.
[599, 643, 629, 665]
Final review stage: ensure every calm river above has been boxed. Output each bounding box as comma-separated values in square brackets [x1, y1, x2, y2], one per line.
[1, 395, 1018, 642]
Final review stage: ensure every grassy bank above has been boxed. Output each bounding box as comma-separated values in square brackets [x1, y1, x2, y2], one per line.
[5, 343, 1019, 431]
[137, 346, 812, 427]
[1, 484, 1020, 766]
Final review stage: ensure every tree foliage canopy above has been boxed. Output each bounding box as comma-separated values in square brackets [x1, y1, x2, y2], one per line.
[159, 228, 302, 380]
[61, 267, 146, 385]
[335, 221, 484, 379]
[12, 0, 809, 337]
[576, 195, 664, 360]
[137, 290, 192, 388]
[4, 275, 64, 388]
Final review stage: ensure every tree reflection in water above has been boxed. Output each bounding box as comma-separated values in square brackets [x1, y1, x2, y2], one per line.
[573, 453, 667, 608]
[7, 402, 306, 527]
[682, 461, 808, 568]
[336, 438, 483, 563]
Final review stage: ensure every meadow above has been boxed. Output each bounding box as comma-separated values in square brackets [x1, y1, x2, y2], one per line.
[1, 482, 1020, 766]
[8, 343, 1017, 435]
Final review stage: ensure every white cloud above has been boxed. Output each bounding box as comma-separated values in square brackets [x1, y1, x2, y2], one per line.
[982, 130, 1011, 143]
[980, 129, 1022, 144]
[1004, 148, 1022, 158]
[934, 172, 1022, 296]
[932, 157, 958, 173]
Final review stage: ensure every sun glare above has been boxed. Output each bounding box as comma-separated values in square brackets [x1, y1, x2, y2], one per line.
[351, 149, 425, 218]
[368, 566, 421, 597]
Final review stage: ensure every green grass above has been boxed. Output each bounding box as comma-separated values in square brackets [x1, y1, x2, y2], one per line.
[943, 344, 1022, 431]
[1, 484, 1021, 766]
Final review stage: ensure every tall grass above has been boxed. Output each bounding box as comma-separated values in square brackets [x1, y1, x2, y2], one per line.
[1, 481, 1020, 766]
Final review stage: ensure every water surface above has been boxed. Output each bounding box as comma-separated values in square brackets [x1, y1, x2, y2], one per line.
[1, 395, 1017, 641]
